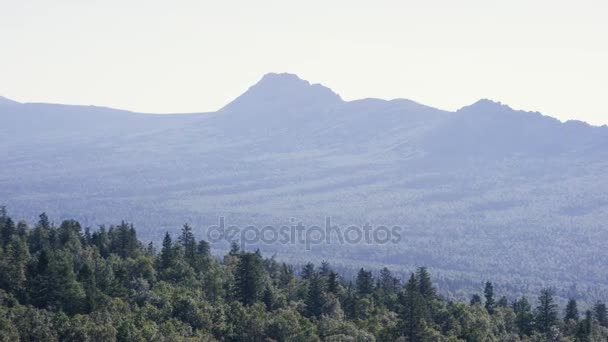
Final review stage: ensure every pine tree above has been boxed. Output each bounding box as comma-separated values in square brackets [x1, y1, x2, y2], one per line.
[179, 224, 196, 266]
[319, 260, 332, 277]
[279, 263, 294, 288]
[399, 273, 426, 341]
[594, 301, 607, 327]
[535, 288, 558, 336]
[197, 239, 210, 258]
[327, 271, 339, 294]
[234, 252, 264, 305]
[416, 267, 436, 300]
[301, 262, 315, 280]
[576, 310, 593, 340]
[0, 217, 15, 247]
[484, 281, 495, 314]
[160, 232, 174, 270]
[565, 299, 579, 322]
[306, 273, 326, 317]
[263, 285, 275, 312]
[0, 236, 29, 296]
[497, 296, 508, 308]
[228, 241, 240, 256]
[379, 267, 398, 293]
[356, 268, 374, 296]
[470, 294, 482, 306]
[195, 239, 211, 272]
[513, 297, 534, 336]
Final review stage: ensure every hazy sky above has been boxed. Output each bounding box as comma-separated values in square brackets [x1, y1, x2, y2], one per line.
[1, 0, 607, 125]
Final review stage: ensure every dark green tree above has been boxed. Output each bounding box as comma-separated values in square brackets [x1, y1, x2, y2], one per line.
[234, 252, 264, 305]
[484, 281, 495, 314]
[301, 262, 315, 280]
[497, 296, 508, 308]
[594, 301, 607, 327]
[535, 288, 558, 336]
[564, 299, 579, 322]
[327, 271, 339, 294]
[263, 285, 276, 311]
[159, 232, 174, 270]
[378, 267, 398, 293]
[416, 267, 436, 300]
[470, 294, 482, 305]
[513, 297, 534, 336]
[279, 263, 294, 288]
[399, 273, 426, 341]
[576, 310, 593, 340]
[305, 273, 326, 317]
[179, 223, 196, 266]
[319, 260, 332, 277]
[356, 268, 374, 296]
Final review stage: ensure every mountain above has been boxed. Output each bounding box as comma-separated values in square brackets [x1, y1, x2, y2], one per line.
[1, 73, 608, 301]
[0, 96, 20, 106]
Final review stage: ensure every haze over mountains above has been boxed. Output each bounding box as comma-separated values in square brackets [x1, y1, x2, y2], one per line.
[2, 73, 608, 300]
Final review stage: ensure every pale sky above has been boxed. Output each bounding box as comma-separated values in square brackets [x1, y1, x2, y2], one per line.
[1, 0, 607, 125]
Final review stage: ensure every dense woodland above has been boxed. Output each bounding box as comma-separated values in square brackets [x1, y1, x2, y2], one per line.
[0, 208, 607, 341]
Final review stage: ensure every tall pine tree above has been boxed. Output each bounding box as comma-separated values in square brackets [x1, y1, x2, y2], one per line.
[535, 288, 558, 336]
[234, 252, 264, 305]
[484, 281, 495, 314]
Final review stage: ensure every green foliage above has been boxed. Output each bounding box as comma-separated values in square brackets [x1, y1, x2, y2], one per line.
[234, 252, 264, 306]
[0, 210, 604, 341]
[535, 288, 559, 336]
[484, 281, 495, 314]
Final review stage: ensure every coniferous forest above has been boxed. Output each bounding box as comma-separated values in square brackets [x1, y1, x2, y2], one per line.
[1, 208, 607, 341]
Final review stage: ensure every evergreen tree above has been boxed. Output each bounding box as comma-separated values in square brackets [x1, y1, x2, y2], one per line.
[1, 217, 15, 247]
[179, 224, 196, 266]
[306, 273, 326, 317]
[416, 267, 436, 300]
[564, 299, 579, 322]
[279, 263, 294, 288]
[197, 239, 210, 258]
[234, 252, 264, 305]
[497, 296, 508, 308]
[576, 310, 593, 341]
[484, 281, 495, 314]
[263, 285, 276, 312]
[228, 241, 240, 256]
[0, 236, 29, 296]
[378, 267, 398, 293]
[356, 268, 374, 296]
[594, 301, 607, 327]
[399, 273, 426, 341]
[160, 232, 174, 270]
[301, 262, 315, 280]
[327, 271, 339, 294]
[195, 239, 211, 272]
[319, 260, 332, 277]
[513, 297, 534, 336]
[470, 294, 482, 305]
[535, 288, 558, 336]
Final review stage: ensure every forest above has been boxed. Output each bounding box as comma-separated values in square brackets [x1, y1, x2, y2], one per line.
[0, 208, 607, 341]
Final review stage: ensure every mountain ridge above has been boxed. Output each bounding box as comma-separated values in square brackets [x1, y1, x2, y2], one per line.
[2, 73, 604, 128]
[1, 72, 608, 301]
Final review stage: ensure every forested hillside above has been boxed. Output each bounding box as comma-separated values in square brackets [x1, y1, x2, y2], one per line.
[1, 209, 607, 341]
[2, 74, 608, 304]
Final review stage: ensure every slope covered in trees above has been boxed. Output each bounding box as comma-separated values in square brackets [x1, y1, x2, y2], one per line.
[1, 209, 607, 341]
[2, 74, 608, 304]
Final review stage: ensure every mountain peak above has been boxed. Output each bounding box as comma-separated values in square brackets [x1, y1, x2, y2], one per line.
[459, 99, 511, 112]
[259, 72, 306, 84]
[0, 96, 21, 107]
[220, 73, 342, 113]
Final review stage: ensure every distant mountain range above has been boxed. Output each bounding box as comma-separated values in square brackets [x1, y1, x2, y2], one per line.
[2, 73, 608, 301]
